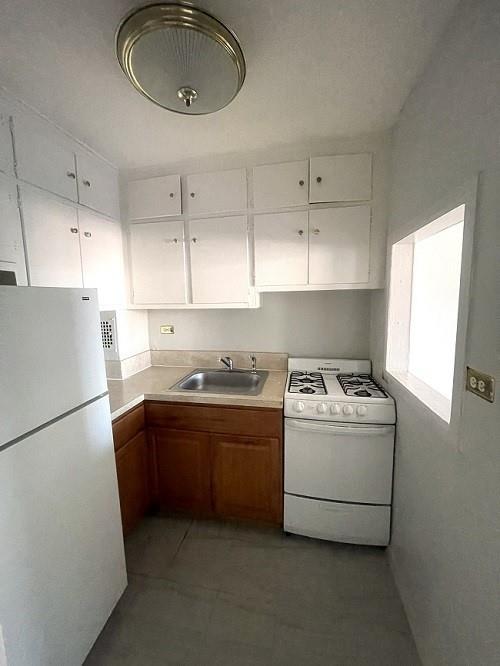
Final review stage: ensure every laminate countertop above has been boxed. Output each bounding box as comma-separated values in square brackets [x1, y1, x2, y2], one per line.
[108, 365, 288, 420]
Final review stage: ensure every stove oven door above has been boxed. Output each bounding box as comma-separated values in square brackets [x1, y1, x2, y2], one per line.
[284, 418, 394, 504]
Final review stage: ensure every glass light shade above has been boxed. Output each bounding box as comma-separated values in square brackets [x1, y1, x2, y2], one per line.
[116, 4, 245, 115]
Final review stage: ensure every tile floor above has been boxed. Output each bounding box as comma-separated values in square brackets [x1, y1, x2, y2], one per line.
[85, 515, 421, 665]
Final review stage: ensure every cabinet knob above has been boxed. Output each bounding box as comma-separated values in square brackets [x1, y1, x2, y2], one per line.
[83, 179, 91, 187]
[66, 171, 76, 179]
[316, 176, 322, 184]
[83, 231, 92, 238]
[70, 227, 79, 234]
[190, 192, 195, 198]
[312, 228, 320, 235]
[298, 229, 304, 236]
[299, 179, 304, 187]
[169, 192, 175, 198]
[191, 237, 197, 243]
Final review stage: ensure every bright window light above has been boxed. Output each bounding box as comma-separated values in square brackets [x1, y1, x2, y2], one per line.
[386, 205, 465, 422]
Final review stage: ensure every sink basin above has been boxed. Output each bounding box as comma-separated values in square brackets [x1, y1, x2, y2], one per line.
[170, 368, 269, 396]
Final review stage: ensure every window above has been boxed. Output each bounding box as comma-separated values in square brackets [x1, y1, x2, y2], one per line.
[386, 204, 466, 423]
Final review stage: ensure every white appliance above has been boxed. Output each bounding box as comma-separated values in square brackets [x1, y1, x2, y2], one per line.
[0, 286, 127, 666]
[284, 358, 396, 546]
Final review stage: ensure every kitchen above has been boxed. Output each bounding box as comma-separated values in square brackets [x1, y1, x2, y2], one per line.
[0, 1, 498, 665]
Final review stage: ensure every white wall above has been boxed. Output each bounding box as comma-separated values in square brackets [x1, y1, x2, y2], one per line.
[371, 1, 500, 664]
[149, 290, 372, 358]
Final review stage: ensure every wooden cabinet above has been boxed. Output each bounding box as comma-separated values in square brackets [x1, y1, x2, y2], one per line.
[0, 174, 27, 284]
[308, 206, 371, 284]
[254, 211, 308, 286]
[190, 216, 249, 304]
[76, 152, 120, 220]
[152, 429, 212, 514]
[186, 168, 247, 215]
[212, 434, 282, 523]
[79, 210, 125, 307]
[128, 175, 181, 220]
[130, 221, 186, 305]
[22, 188, 83, 288]
[309, 153, 372, 203]
[0, 108, 14, 175]
[253, 160, 308, 209]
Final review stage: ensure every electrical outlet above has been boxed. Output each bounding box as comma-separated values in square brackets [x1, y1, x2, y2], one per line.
[466, 367, 495, 403]
[160, 324, 175, 334]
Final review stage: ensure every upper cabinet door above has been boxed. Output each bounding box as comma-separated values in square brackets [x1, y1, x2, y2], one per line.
[0, 174, 27, 284]
[76, 152, 120, 220]
[0, 109, 14, 175]
[309, 154, 372, 203]
[14, 115, 78, 202]
[186, 168, 247, 215]
[189, 216, 249, 304]
[130, 221, 186, 305]
[79, 211, 125, 307]
[253, 160, 309, 210]
[128, 175, 181, 220]
[21, 188, 83, 288]
[254, 211, 308, 286]
[308, 206, 371, 284]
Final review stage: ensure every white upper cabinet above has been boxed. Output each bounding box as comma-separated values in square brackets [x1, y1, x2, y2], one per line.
[21, 188, 83, 288]
[308, 206, 371, 284]
[254, 211, 308, 286]
[186, 168, 247, 215]
[0, 109, 14, 175]
[14, 115, 79, 203]
[128, 175, 181, 220]
[0, 174, 27, 284]
[309, 154, 372, 203]
[76, 152, 120, 220]
[79, 210, 125, 307]
[253, 160, 309, 210]
[189, 216, 249, 304]
[130, 221, 186, 305]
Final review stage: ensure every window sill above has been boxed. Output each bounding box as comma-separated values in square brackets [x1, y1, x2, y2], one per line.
[386, 369, 451, 423]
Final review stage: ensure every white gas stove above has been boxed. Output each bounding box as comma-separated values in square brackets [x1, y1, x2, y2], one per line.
[284, 358, 396, 546]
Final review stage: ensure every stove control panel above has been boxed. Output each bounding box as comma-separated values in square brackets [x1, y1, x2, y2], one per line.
[285, 398, 396, 424]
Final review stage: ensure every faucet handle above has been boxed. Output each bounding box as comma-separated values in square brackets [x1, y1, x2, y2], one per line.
[249, 354, 257, 372]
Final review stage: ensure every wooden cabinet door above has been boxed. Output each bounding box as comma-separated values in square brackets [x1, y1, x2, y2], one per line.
[76, 151, 120, 219]
[115, 431, 150, 536]
[253, 160, 308, 210]
[153, 429, 212, 515]
[189, 216, 249, 304]
[129, 220, 186, 305]
[128, 175, 181, 220]
[309, 153, 372, 203]
[0, 108, 14, 175]
[14, 114, 78, 202]
[79, 210, 125, 307]
[186, 168, 247, 215]
[254, 211, 308, 286]
[21, 187, 83, 288]
[308, 206, 371, 285]
[0, 174, 27, 284]
[211, 434, 282, 524]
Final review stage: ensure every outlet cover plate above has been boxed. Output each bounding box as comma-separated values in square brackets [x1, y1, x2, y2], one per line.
[160, 324, 175, 334]
[466, 367, 495, 402]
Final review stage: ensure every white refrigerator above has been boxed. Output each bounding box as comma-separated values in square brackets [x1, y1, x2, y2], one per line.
[0, 286, 127, 666]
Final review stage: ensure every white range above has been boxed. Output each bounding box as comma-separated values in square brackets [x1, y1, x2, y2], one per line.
[284, 358, 396, 546]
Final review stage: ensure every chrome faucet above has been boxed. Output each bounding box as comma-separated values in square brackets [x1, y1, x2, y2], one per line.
[219, 356, 233, 371]
[249, 354, 257, 373]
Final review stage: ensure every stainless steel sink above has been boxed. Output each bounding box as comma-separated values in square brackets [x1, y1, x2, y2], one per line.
[170, 368, 269, 396]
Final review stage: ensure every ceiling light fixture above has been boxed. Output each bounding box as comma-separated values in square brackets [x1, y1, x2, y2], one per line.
[116, 3, 246, 115]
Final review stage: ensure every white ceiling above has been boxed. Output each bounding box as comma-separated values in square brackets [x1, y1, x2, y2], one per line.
[0, 0, 459, 169]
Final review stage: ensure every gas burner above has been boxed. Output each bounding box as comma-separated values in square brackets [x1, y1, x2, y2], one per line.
[337, 373, 387, 399]
[288, 371, 327, 395]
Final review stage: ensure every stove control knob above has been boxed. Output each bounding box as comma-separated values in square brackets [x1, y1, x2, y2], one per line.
[330, 403, 341, 415]
[317, 403, 327, 414]
[357, 405, 368, 417]
[294, 401, 305, 413]
[343, 404, 354, 416]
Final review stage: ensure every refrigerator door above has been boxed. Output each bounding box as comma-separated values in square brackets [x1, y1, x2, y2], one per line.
[0, 286, 107, 446]
[0, 395, 127, 666]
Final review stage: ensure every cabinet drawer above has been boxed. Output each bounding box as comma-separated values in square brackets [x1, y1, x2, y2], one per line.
[145, 401, 282, 438]
[112, 403, 145, 452]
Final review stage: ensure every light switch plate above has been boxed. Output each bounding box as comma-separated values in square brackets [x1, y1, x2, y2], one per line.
[160, 324, 175, 334]
[466, 367, 495, 402]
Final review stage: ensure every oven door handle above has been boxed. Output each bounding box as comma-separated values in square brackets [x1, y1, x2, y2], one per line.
[285, 419, 394, 436]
